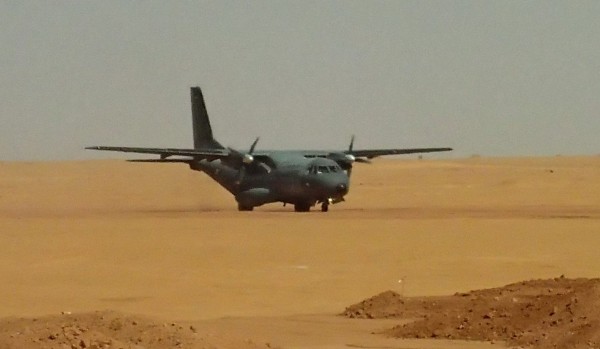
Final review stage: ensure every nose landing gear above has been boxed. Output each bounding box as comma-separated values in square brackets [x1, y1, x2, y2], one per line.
[321, 198, 333, 212]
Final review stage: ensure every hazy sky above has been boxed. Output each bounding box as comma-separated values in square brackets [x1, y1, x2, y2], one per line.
[1, 1, 599, 161]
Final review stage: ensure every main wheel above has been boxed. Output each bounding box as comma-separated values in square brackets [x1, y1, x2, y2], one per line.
[237, 203, 254, 211]
[294, 202, 311, 212]
[321, 203, 329, 212]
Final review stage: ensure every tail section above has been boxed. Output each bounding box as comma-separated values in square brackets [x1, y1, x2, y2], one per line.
[191, 87, 224, 150]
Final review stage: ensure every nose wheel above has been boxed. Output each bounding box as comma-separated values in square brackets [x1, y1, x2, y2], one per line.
[321, 203, 329, 212]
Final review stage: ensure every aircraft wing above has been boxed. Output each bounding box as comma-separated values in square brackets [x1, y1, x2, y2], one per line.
[85, 146, 229, 159]
[86, 145, 452, 161]
[346, 147, 453, 159]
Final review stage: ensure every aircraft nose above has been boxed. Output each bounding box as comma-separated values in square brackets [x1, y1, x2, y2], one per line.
[335, 183, 348, 195]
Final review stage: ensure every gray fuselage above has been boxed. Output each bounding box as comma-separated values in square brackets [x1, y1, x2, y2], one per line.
[190, 152, 349, 209]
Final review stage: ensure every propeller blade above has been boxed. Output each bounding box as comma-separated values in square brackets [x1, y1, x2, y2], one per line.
[249, 137, 260, 153]
[236, 166, 246, 185]
[349, 135, 355, 152]
[355, 157, 372, 164]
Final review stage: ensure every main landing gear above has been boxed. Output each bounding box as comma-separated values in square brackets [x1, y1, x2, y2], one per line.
[237, 203, 254, 211]
[294, 202, 311, 212]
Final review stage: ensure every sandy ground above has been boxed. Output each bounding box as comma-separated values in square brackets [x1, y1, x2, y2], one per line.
[0, 156, 599, 348]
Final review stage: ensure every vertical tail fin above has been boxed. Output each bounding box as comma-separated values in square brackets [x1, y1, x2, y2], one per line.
[191, 87, 224, 150]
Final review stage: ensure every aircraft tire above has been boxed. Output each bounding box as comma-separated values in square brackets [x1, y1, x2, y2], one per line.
[237, 203, 254, 211]
[321, 203, 329, 212]
[294, 202, 311, 212]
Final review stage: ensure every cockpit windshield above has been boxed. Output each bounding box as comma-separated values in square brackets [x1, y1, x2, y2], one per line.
[309, 164, 340, 174]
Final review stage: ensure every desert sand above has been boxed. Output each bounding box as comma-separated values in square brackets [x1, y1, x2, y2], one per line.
[0, 156, 599, 348]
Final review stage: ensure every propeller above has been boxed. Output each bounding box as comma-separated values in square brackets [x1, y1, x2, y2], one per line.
[231, 137, 260, 186]
[343, 135, 373, 176]
[347, 135, 372, 163]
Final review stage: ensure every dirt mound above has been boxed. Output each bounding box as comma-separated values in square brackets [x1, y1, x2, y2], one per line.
[0, 311, 278, 349]
[342, 277, 600, 349]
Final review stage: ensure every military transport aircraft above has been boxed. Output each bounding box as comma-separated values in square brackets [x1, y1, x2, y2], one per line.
[87, 87, 452, 212]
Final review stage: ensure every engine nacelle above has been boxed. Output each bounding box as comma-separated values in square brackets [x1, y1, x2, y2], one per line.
[327, 152, 354, 171]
